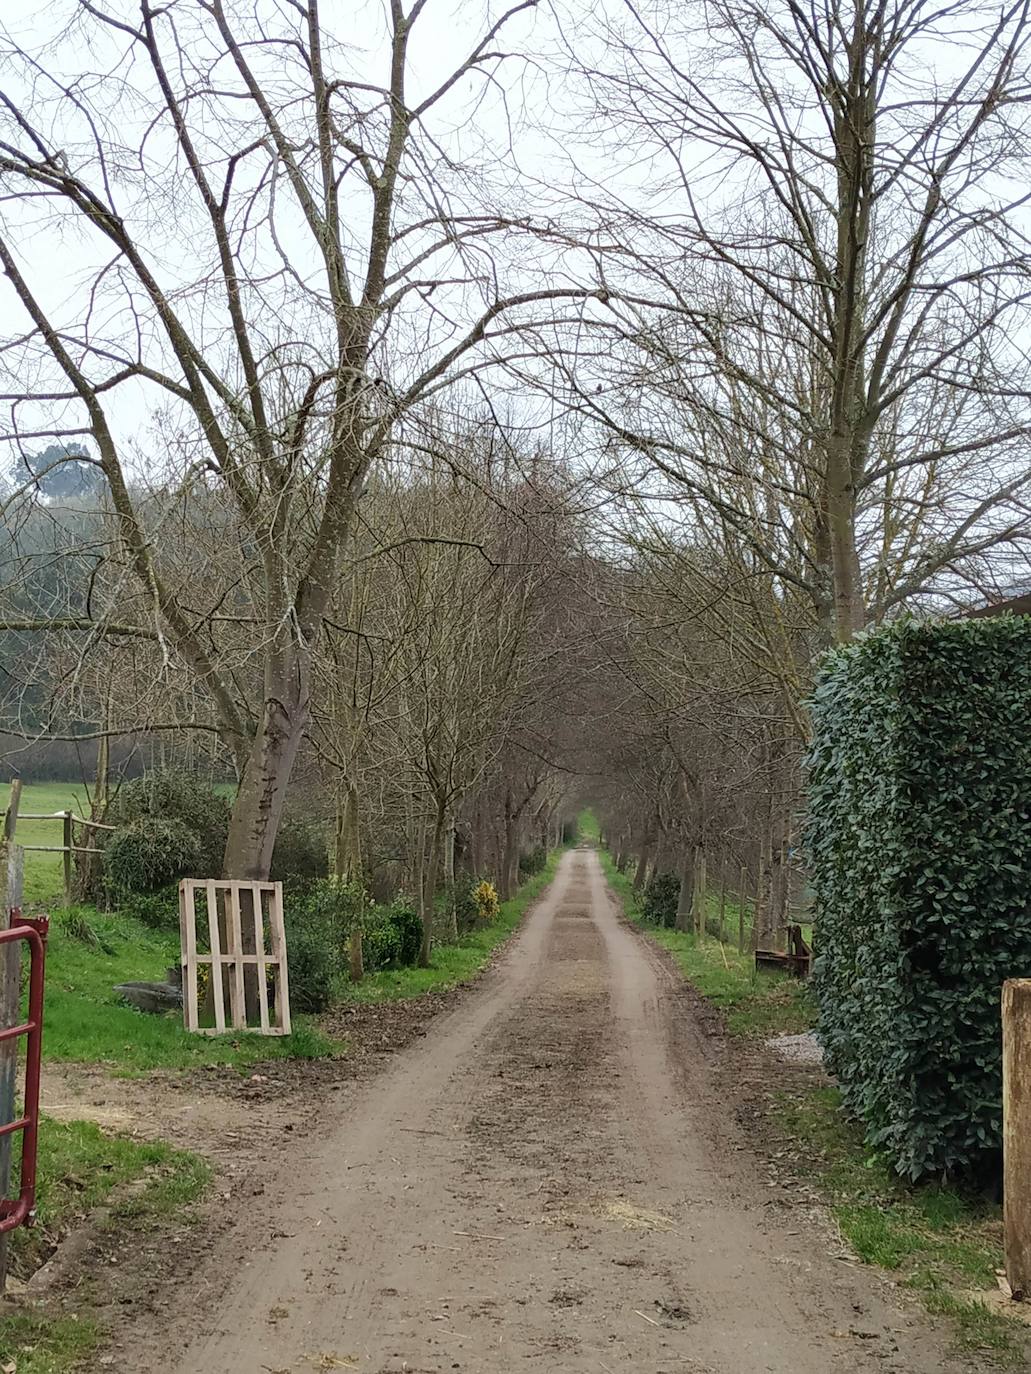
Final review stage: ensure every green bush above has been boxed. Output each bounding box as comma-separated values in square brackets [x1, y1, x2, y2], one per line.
[449, 875, 479, 934]
[382, 901, 422, 968]
[807, 617, 1031, 1183]
[271, 815, 329, 891]
[283, 905, 339, 1014]
[104, 819, 203, 897]
[642, 871, 679, 928]
[519, 846, 547, 878]
[363, 907, 403, 969]
[120, 884, 181, 931]
[107, 771, 229, 877]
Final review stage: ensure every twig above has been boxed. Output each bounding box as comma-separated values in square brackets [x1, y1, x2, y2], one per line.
[633, 1309, 661, 1327]
[452, 1230, 504, 1241]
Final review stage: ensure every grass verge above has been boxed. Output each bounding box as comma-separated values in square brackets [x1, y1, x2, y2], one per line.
[776, 1086, 1021, 1363]
[597, 838, 1024, 1364]
[597, 847, 812, 1037]
[44, 906, 336, 1073]
[341, 851, 563, 1005]
[0, 1115, 209, 1372]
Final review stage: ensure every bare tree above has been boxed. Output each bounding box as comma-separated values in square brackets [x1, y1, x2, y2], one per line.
[553, 0, 1031, 643]
[0, 0, 598, 877]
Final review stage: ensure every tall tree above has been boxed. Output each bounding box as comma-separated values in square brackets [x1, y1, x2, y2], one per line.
[0, 0, 596, 876]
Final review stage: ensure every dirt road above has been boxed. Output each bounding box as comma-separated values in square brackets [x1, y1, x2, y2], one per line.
[158, 849, 967, 1373]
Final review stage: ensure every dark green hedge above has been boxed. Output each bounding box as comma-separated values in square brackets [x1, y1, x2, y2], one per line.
[808, 617, 1031, 1182]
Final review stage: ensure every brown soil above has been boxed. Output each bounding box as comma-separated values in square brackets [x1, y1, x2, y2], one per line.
[66, 847, 981, 1374]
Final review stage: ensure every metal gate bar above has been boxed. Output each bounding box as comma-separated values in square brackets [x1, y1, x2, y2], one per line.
[0, 915, 48, 1234]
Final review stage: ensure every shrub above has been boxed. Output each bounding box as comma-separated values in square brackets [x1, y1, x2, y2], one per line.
[282, 905, 339, 1014]
[106, 771, 229, 877]
[642, 871, 679, 928]
[362, 907, 403, 970]
[271, 815, 329, 891]
[381, 901, 422, 968]
[303, 876, 366, 953]
[519, 846, 547, 878]
[120, 884, 181, 932]
[104, 819, 203, 897]
[807, 617, 1031, 1183]
[450, 876, 480, 935]
[561, 819, 578, 844]
[473, 879, 500, 923]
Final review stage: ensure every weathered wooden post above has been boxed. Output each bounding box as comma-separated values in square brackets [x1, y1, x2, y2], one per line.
[738, 864, 747, 954]
[1003, 979, 1031, 1300]
[62, 809, 73, 905]
[717, 860, 727, 944]
[0, 782, 24, 1291]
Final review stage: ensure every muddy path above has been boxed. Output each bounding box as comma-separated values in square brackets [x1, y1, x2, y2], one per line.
[115, 848, 971, 1374]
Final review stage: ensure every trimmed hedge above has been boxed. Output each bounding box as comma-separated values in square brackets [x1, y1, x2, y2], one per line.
[807, 617, 1031, 1182]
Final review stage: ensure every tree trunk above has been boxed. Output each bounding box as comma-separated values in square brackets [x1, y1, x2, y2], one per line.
[501, 787, 518, 901]
[222, 647, 310, 880]
[442, 807, 458, 942]
[334, 780, 364, 983]
[674, 847, 694, 932]
[633, 835, 653, 893]
[755, 824, 774, 951]
[692, 846, 707, 936]
[419, 800, 447, 968]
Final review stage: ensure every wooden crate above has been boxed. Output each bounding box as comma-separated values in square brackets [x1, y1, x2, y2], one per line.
[179, 880, 291, 1036]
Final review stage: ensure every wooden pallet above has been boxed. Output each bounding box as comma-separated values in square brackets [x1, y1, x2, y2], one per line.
[179, 879, 291, 1036]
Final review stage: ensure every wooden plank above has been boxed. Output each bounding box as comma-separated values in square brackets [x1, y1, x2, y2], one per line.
[180, 881, 199, 1033]
[268, 883, 290, 1035]
[205, 881, 226, 1034]
[252, 893, 270, 1034]
[1004, 979, 1031, 1299]
[227, 883, 246, 1030]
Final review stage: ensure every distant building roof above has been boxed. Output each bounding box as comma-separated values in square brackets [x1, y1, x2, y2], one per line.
[961, 591, 1031, 619]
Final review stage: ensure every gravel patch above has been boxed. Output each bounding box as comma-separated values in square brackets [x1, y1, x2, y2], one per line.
[765, 1031, 824, 1066]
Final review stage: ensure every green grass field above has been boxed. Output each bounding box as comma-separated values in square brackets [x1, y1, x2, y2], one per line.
[1, 781, 98, 905]
[43, 905, 334, 1071]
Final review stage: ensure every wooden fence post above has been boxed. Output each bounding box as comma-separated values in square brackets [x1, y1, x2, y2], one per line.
[717, 860, 727, 944]
[738, 864, 747, 954]
[1003, 979, 1031, 1301]
[62, 810, 73, 905]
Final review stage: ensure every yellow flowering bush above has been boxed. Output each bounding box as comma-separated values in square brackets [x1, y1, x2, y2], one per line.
[472, 879, 499, 923]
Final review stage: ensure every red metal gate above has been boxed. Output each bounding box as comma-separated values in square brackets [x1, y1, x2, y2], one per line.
[0, 914, 48, 1234]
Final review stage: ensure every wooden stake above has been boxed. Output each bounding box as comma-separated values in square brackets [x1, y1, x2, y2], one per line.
[1003, 979, 1031, 1300]
[738, 864, 747, 954]
[62, 809, 73, 905]
[717, 860, 727, 944]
